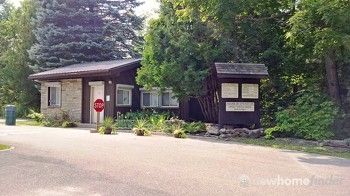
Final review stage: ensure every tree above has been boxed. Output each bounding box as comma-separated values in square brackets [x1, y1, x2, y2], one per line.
[0, 0, 40, 116]
[287, 0, 350, 106]
[137, 1, 226, 122]
[137, 0, 295, 123]
[29, 0, 143, 71]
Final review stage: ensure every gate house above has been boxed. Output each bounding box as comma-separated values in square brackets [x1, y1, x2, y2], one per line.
[215, 63, 268, 128]
[29, 59, 268, 126]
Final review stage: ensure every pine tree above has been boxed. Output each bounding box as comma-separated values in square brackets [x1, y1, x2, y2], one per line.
[29, 0, 143, 71]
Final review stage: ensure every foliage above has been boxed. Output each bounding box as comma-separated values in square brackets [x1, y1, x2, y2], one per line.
[287, 0, 350, 107]
[269, 91, 339, 140]
[136, 0, 299, 123]
[115, 119, 135, 130]
[27, 109, 44, 123]
[29, 0, 143, 71]
[148, 114, 167, 132]
[0, 144, 11, 151]
[182, 122, 206, 134]
[41, 110, 76, 128]
[62, 121, 77, 128]
[173, 127, 187, 139]
[133, 118, 151, 136]
[42, 117, 60, 127]
[0, 0, 40, 117]
[116, 110, 172, 131]
[99, 117, 117, 134]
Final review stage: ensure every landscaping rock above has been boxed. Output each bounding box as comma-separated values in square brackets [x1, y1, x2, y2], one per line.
[205, 124, 265, 139]
[248, 128, 264, 138]
[322, 140, 350, 148]
[219, 134, 228, 139]
[219, 128, 227, 134]
[206, 125, 220, 136]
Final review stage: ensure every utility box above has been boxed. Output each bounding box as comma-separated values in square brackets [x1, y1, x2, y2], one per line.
[5, 105, 16, 126]
[215, 63, 268, 128]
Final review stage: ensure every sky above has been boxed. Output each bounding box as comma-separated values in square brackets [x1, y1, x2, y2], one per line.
[8, 0, 160, 19]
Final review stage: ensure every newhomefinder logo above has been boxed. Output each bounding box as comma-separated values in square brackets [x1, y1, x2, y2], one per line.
[239, 175, 343, 187]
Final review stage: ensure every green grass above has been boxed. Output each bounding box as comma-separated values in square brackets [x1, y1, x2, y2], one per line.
[0, 119, 41, 126]
[0, 144, 11, 151]
[16, 120, 42, 126]
[232, 138, 350, 159]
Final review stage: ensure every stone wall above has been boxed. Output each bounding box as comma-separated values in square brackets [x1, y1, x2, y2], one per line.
[40, 79, 83, 122]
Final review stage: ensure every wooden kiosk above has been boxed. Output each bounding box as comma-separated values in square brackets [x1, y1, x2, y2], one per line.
[215, 63, 268, 128]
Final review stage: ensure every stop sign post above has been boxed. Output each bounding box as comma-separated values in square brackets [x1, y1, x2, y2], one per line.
[94, 99, 105, 130]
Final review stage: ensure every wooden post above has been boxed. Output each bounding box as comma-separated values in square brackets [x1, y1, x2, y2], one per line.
[96, 112, 100, 131]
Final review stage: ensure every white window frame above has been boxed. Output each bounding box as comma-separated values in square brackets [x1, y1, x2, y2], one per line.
[141, 90, 159, 108]
[160, 90, 179, 108]
[47, 82, 61, 107]
[140, 88, 179, 108]
[116, 84, 134, 107]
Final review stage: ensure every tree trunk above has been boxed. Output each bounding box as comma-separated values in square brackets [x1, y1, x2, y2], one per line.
[197, 69, 219, 123]
[325, 50, 341, 105]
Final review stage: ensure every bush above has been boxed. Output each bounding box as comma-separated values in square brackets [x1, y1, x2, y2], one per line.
[41, 110, 77, 128]
[42, 117, 60, 127]
[115, 119, 135, 129]
[148, 114, 167, 132]
[183, 122, 206, 134]
[270, 91, 338, 140]
[27, 110, 44, 123]
[133, 118, 151, 136]
[173, 127, 187, 139]
[99, 117, 117, 134]
[62, 121, 77, 128]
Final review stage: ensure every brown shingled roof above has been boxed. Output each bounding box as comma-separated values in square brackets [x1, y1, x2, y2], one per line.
[215, 62, 268, 78]
[29, 59, 141, 80]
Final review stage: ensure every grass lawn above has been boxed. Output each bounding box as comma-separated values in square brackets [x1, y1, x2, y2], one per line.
[0, 144, 11, 151]
[0, 119, 41, 126]
[16, 120, 41, 126]
[232, 138, 350, 159]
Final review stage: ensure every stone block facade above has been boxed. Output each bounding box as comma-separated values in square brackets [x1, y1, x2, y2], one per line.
[40, 79, 82, 122]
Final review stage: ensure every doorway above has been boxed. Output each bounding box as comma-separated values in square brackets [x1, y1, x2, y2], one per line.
[90, 82, 105, 124]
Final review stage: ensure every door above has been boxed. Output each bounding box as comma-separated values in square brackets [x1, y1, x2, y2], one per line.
[90, 84, 105, 124]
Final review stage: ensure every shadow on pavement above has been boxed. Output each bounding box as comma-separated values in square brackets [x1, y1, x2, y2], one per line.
[296, 155, 350, 167]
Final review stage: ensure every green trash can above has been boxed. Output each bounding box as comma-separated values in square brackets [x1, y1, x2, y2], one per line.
[5, 105, 16, 126]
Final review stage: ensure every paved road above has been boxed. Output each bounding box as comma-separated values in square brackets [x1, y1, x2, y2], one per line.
[0, 125, 349, 196]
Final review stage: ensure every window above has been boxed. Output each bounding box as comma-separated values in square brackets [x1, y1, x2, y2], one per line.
[141, 88, 179, 108]
[142, 92, 159, 107]
[116, 84, 133, 106]
[47, 83, 61, 107]
[161, 92, 179, 107]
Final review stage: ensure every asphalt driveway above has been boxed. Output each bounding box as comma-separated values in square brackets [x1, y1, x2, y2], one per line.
[0, 125, 349, 196]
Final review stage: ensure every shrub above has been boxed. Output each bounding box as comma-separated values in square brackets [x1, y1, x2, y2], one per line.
[148, 114, 167, 132]
[133, 119, 151, 136]
[183, 122, 206, 134]
[62, 121, 77, 128]
[173, 127, 187, 139]
[27, 110, 44, 123]
[115, 119, 135, 129]
[42, 117, 60, 127]
[99, 117, 117, 134]
[271, 91, 338, 140]
[40, 110, 77, 128]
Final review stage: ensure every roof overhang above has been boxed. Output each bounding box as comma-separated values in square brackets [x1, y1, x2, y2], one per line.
[215, 62, 269, 79]
[29, 59, 141, 81]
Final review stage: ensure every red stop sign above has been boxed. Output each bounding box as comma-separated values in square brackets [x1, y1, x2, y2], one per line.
[94, 99, 104, 112]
